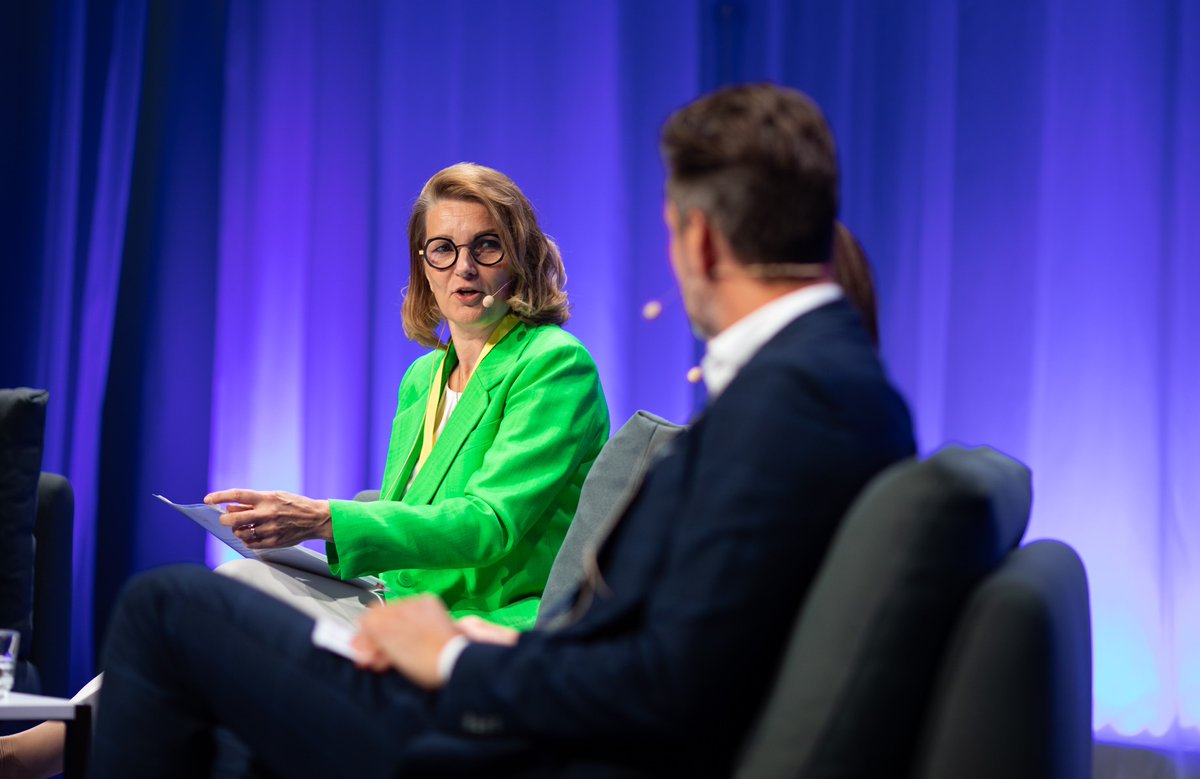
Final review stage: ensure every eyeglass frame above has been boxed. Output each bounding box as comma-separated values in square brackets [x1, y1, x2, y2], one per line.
[418, 233, 506, 270]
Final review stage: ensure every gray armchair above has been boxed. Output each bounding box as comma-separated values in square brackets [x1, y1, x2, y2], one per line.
[912, 539, 1092, 778]
[351, 410, 686, 630]
[0, 388, 75, 703]
[736, 445, 1092, 779]
[536, 410, 683, 628]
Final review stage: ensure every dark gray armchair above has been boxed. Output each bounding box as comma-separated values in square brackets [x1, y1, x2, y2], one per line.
[32, 470, 75, 698]
[736, 445, 1092, 779]
[912, 539, 1093, 779]
[0, 388, 75, 702]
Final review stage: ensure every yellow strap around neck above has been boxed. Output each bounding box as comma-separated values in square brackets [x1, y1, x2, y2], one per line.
[414, 314, 519, 475]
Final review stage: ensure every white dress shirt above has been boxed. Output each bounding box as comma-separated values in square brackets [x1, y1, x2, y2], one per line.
[701, 282, 843, 400]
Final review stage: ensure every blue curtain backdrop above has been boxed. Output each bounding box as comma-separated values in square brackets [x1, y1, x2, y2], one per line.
[1, 0, 1196, 755]
[1, 0, 154, 698]
[768, 1, 1200, 749]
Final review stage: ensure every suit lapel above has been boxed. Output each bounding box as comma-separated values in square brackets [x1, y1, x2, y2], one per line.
[402, 321, 533, 505]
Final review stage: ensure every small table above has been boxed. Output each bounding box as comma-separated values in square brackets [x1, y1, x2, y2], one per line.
[0, 691, 91, 778]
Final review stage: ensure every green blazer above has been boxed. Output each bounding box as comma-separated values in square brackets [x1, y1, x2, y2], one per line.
[326, 322, 609, 629]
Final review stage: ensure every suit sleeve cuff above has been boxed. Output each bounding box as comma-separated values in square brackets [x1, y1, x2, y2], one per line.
[438, 635, 471, 683]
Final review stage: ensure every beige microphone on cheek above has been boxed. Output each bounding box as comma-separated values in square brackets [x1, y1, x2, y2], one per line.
[482, 279, 514, 309]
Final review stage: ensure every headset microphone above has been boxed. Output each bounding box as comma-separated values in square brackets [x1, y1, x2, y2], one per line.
[641, 285, 678, 321]
[640, 291, 704, 385]
[482, 279, 513, 309]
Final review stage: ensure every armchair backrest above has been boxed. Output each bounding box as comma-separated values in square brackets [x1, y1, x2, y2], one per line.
[736, 445, 1033, 778]
[912, 539, 1093, 779]
[536, 410, 684, 629]
[0, 388, 48, 693]
[350, 410, 687, 633]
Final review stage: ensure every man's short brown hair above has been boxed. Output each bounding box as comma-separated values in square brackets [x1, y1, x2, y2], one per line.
[660, 84, 838, 268]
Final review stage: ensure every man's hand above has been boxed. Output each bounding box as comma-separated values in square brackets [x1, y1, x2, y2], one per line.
[205, 489, 333, 548]
[354, 596, 459, 690]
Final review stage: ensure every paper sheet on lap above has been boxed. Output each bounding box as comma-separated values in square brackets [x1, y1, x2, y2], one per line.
[153, 495, 387, 593]
[156, 495, 380, 660]
[311, 618, 360, 661]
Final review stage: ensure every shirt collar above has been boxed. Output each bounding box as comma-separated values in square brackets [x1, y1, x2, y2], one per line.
[701, 282, 843, 399]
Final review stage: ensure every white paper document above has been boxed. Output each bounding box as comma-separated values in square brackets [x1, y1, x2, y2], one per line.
[311, 618, 360, 662]
[154, 494, 388, 593]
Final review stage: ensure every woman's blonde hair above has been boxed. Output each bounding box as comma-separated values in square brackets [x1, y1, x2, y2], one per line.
[402, 163, 570, 348]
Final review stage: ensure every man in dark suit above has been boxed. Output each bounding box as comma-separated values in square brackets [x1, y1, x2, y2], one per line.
[91, 84, 915, 778]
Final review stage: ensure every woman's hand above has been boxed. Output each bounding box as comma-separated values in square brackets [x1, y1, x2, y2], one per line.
[205, 489, 333, 549]
[454, 616, 519, 646]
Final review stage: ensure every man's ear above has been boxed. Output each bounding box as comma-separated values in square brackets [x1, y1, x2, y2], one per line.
[685, 210, 719, 280]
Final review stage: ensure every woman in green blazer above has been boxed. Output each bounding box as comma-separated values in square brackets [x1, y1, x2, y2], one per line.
[205, 163, 609, 630]
[326, 319, 607, 627]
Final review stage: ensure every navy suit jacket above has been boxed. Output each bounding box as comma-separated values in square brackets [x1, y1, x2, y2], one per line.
[427, 300, 916, 776]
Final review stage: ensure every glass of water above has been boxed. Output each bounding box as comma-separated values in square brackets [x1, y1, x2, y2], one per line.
[0, 628, 18, 699]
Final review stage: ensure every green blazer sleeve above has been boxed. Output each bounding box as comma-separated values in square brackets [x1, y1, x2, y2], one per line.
[326, 323, 609, 628]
